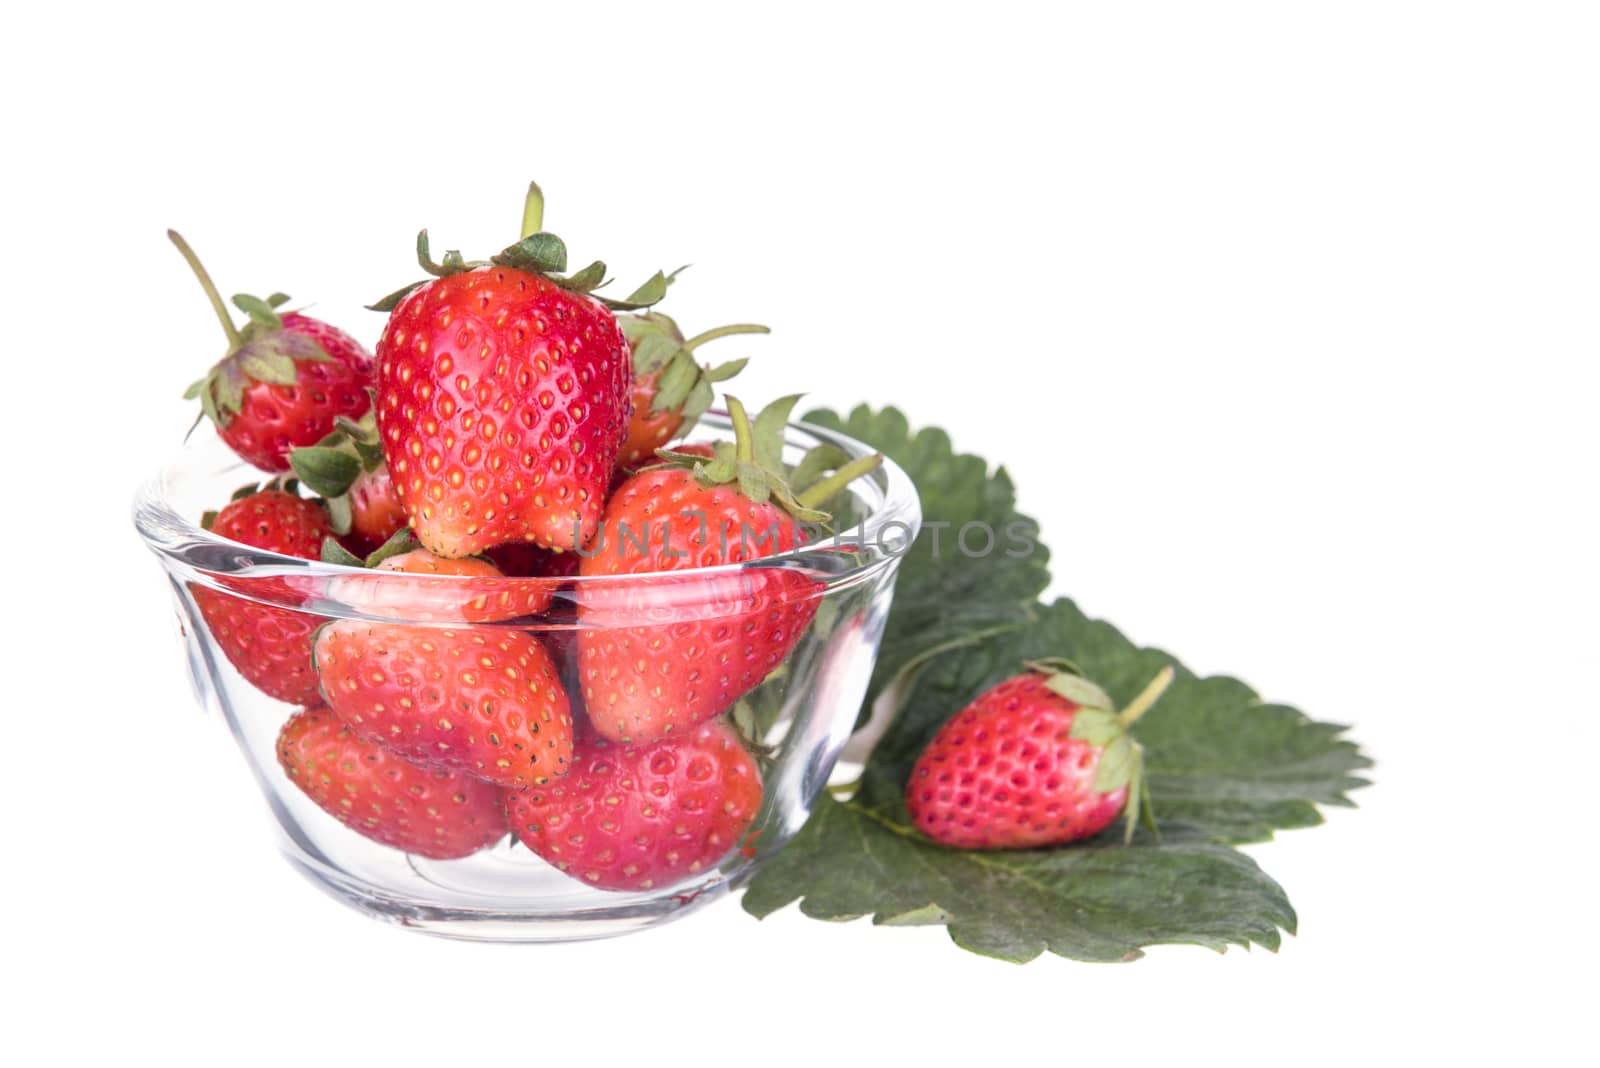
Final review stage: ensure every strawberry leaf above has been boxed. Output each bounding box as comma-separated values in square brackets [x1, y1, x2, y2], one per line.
[800, 406, 1051, 717]
[493, 232, 569, 274]
[746, 407, 1372, 961]
[290, 447, 361, 499]
[744, 597, 1371, 961]
[743, 797, 1297, 963]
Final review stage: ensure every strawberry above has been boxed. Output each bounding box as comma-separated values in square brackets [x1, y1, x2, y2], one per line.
[484, 541, 580, 579]
[506, 719, 762, 890]
[327, 539, 554, 623]
[170, 231, 372, 472]
[277, 705, 507, 860]
[369, 182, 672, 558]
[346, 464, 407, 554]
[289, 412, 406, 556]
[312, 562, 574, 788]
[616, 312, 766, 468]
[192, 487, 329, 703]
[577, 395, 883, 743]
[905, 662, 1176, 849]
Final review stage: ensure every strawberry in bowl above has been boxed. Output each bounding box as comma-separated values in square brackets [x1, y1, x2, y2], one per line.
[136, 182, 920, 941]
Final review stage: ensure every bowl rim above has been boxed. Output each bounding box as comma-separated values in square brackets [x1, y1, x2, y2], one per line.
[133, 411, 922, 598]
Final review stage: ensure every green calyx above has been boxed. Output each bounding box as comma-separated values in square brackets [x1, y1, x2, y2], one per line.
[171, 230, 328, 428]
[319, 525, 420, 569]
[620, 311, 767, 434]
[366, 181, 678, 314]
[654, 393, 885, 523]
[289, 403, 383, 536]
[1027, 660, 1177, 844]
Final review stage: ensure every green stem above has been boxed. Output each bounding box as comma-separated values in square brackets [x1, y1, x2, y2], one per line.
[168, 230, 242, 349]
[726, 395, 755, 464]
[682, 323, 770, 351]
[795, 453, 884, 510]
[520, 181, 545, 239]
[1118, 665, 1176, 728]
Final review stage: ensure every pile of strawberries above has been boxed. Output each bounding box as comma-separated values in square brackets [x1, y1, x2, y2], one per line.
[174, 183, 880, 891]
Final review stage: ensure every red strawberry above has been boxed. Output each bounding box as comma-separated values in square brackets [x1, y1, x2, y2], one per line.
[332, 545, 553, 623]
[313, 606, 574, 790]
[616, 312, 766, 468]
[577, 395, 883, 743]
[484, 541, 581, 579]
[347, 464, 407, 552]
[906, 662, 1175, 849]
[277, 705, 507, 860]
[506, 719, 762, 890]
[480, 543, 583, 684]
[369, 183, 671, 558]
[170, 231, 372, 472]
[288, 411, 407, 556]
[192, 488, 329, 703]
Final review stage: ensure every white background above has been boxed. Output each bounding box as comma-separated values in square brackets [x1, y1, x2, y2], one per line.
[3, 1, 1594, 1062]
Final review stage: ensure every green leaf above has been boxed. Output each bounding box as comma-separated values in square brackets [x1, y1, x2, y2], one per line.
[699, 456, 738, 484]
[214, 366, 244, 413]
[367, 280, 424, 313]
[237, 350, 298, 386]
[231, 293, 283, 329]
[364, 526, 420, 568]
[788, 443, 850, 495]
[324, 492, 353, 536]
[703, 357, 749, 383]
[736, 462, 770, 503]
[678, 379, 716, 429]
[1094, 735, 1137, 791]
[320, 537, 364, 567]
[1067, 707, 1123, 748]
[743, 406, 1372, 962]
[743, 795, 1297, 963]
[801, 406, 1051, 715]
[621, 270, 668, 307]
[561, 260, 608, 292]
[619, 315, 664, 344]
[265, 292, 291, 308]
[595, 271, 671, 311]
[289, 447, 361, 499]
[752, 394, 804, 473]
[1046, 670, 1114, 712]
[653, 352, 700, 412]
[631, 332, 681, 376]
[492, 232, 569, 274]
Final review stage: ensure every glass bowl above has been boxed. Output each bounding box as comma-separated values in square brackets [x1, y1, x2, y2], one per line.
[133, 413, 919, 942]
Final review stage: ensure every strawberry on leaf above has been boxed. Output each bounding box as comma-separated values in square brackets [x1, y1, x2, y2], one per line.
[742, 407, 1372, 963]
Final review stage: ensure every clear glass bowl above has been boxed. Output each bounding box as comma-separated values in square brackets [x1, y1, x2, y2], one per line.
[133, 413, 918, 942]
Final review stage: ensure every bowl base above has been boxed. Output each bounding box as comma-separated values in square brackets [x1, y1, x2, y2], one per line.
[284, 850, 732, 943]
